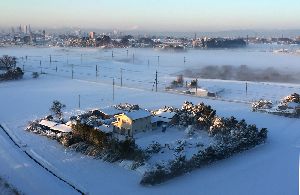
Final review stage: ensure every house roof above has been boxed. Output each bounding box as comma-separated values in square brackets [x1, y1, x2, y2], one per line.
[99, 106, 125, 116]
[126, 109, 151, 121]
[52, 124, 72, 133]
[39, 120, 57, 128]
[39, 120, 72, 133]
[154, 110, 176, 119]
[97, 125, 113, 133]
[287, 102, 300, 109]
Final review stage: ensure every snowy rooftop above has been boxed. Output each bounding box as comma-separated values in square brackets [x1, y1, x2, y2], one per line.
[287, 102, 300, 109]
[51, 124, 72, 133]
[66, 121, 75, 127]
[126, 109, 151, 121]
[97, 125, 113, 133]
[151, 116, 170, 123]
[39, 120, 57, 128]
[154, 110, 176, 119]
[99, 106, 125, 116]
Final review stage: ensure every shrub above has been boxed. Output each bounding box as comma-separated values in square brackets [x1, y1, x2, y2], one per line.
[32, 72, 39, 78]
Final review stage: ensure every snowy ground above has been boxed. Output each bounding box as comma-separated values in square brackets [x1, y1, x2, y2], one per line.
[0, 46, 300, 194]
[0, 177, 19, 195]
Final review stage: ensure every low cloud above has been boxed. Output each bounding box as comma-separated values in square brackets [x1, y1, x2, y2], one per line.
[181, 65, 300, 83]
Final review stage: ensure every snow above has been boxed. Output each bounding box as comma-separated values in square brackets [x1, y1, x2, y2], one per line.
[287, 102, 300, 109]
[51, 124, 72, 133]
[97, 125, 113, 134]
[0, 177, 18, 195]
[135, 127, 215, 165]
[0, 46, 300, 194]
[126, 109, 152, 121]
[151, 116, 169, 123]
[39, 120, 57, 128]
[99, 106, 124, 116]
[154, 110, 176, 120]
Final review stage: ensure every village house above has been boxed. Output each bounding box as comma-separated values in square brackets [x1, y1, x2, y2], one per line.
[112, 109, 152, 137]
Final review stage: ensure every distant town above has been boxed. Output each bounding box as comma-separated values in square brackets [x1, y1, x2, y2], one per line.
[1, 25, 300, 49]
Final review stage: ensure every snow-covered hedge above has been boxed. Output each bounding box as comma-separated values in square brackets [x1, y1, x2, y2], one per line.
[252, 93, 300, 117]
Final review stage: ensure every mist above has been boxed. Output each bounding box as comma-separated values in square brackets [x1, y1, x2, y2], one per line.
[181, 65, 300, 83]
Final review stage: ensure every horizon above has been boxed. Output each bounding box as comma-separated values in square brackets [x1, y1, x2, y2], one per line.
[1, 0, 300, 32]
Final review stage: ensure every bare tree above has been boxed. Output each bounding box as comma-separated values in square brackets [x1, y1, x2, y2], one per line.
[50, 100, 66, 120]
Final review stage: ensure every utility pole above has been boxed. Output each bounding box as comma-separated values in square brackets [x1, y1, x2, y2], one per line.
[155, 70, 158, 92]
[49, 55, 52, 64]
[195, 79, 198, 96]
[71, 64, 74, 79]
[78, 95, 81, 108]
[132, 53, 135, 64]
[55, 65, 57, 72]
[96, 65, 98, 78]
[40, 60, 42, 66]
[120, 68, 123, 87]
[157, 56, 160, 65]
[113, 78, 115, 101]
[246, 82, 248, 95]
[112, 51, 114, 58]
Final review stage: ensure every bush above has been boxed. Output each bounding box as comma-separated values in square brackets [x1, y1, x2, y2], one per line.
[32, 72, 39, 78]
[0, 67, 24, 81]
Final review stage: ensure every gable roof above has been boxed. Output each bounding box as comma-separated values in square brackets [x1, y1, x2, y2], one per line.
[39, 120, 57, 128]
[125, 109, 151, 121]
[154, 110, 176, 119]
[52, 124, 72, 133]
[99, 106, 125, 116]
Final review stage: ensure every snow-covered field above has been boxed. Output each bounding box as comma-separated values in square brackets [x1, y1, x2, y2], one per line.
[0, 46, 300, 194]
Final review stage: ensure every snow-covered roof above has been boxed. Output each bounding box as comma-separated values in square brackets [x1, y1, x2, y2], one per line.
[154, 110, 176, 119]
[99, 106, 124, 116]
[151, 116, 170, 123]
[52, 124, 72, 133]
[39, 120, 72, 133]
[126, 109, 151, 121]
[189, 88, 207, 93]
[39, 120, 57, 128]
[97, 125, 113, 133]
[66, 120, 76, 126]
[287, 102, 300, 109]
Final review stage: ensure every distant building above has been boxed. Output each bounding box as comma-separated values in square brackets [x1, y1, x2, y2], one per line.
[89, 32, 96, 39]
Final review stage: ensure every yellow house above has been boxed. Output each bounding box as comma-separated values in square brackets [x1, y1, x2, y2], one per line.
[112, 109, 152, 137]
